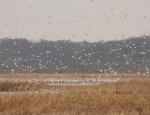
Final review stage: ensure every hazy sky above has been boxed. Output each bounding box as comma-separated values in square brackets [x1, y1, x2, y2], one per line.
[0, 0, 150, 42]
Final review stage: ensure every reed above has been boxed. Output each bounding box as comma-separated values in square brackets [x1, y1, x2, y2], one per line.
[0, 80, 150, 115]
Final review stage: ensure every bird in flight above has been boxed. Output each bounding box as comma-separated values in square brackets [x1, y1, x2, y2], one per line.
[91, 0, 94, 3]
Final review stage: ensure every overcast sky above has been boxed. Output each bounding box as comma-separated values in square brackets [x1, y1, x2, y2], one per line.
[0, 0, 150, 42]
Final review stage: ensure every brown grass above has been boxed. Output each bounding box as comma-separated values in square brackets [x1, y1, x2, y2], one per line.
[0, 73, 150, 78]
[0, 80, 150, 115]
[0, 82, 64, 92]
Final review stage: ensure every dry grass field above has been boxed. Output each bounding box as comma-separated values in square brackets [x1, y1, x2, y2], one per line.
[0, 74, 150, 115]
[0, 82, 65, 92]
[0, 73, 150, 85]
[0, 73, 150, 78]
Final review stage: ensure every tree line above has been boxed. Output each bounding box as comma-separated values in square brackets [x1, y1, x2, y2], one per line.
[0, 36, 150, 74]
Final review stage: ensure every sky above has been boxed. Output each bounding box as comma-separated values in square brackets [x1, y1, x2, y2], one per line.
[0, 0, 150, 42]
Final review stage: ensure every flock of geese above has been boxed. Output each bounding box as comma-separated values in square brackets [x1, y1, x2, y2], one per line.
[0, 0, 150, 76]
[2, 0, 150, 40]
[0, 36, 149, 75]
